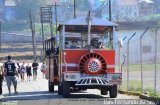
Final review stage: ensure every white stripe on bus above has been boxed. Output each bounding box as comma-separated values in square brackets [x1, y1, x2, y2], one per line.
[62, 63, 115, 68]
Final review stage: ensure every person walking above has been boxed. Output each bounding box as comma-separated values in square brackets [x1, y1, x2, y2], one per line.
[16, 63, 21, 80]
[26, 63, 32, 81]
[0, 63, 4, 95]
[32, 60, 39, 81]
[41, 62, 47, 78]
[20, 62, 26, 81]
[3, 55, 18, 95]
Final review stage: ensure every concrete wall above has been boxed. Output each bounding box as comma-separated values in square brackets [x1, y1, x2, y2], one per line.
[115, 28, 160, 65]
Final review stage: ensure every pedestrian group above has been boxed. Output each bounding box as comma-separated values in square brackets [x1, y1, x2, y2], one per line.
[0, 55, 47, 96]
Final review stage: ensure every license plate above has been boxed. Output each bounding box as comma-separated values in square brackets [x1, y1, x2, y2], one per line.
[81, 74, 107, 78]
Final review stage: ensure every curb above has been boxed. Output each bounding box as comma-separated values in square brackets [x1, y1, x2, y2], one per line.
[118, 90, 141, 96]
[118, 90, 160, 104]
[140, 93, 160, 100]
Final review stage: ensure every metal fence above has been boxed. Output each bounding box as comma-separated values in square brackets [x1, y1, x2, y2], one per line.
[115, 26, 160, 96]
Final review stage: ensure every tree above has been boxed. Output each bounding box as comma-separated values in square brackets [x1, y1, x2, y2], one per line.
[138, 14, 160, 22]
[15, 0, 47, 21]
[68, 0, 89, 11]
[74, 0, 89, 11]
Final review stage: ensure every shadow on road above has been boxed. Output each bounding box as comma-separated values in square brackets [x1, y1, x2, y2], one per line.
[70, 94, 108, 98]
[1, 91, 108, 101]
[1, 91, 61, 101]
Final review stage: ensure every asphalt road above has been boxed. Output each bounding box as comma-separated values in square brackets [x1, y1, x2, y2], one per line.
[0, 71, 156, 105]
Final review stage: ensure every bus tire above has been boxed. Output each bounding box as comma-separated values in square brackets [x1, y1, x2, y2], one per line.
[101, 89, 108, 95]
[62, 81, 70, 98]
[58, 83, 62, 95]
[109, 85, 117, 98]
[48, 81, 54, 92]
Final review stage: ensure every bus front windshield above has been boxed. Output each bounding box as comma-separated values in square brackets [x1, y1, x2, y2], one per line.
[64, 33, 112, 50]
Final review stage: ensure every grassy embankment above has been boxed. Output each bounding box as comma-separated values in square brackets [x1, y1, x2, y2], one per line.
[117, 64, 160, 98]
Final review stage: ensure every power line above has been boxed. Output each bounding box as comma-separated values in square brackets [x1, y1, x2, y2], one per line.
[92, 1, 106, 13]
[92, 0, 108, 14]
[94, 2, 109, 17]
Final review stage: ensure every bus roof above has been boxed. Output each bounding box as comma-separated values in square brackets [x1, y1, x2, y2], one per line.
[57, 17, 118, 33]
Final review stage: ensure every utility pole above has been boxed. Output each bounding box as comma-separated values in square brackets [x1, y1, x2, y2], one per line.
[50, 7, 53, 37]
[40, 7, 45, 53]
[154, 27, 158, 94]
[52, 2, 59, 36]
[47, 3, 59, 36]
[55, 2, 58, 35]
[109, 0, 112, 21]
[0, 21, 1, 52]
[29, 10, 37, 60]
[117, 13, 119, 22]
[87, 11, 92, 46]
[108, 0, 112, 48]
[74, 0, 76, 19]
[41, 6, 52, 56]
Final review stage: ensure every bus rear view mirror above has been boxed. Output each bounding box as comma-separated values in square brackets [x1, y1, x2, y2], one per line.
[118, 38, 123, 48]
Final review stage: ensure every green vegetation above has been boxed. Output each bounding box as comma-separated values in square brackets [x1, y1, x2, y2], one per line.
[76, 0, 89, 11]
[2, 22, 57, 37]
[2, 0, 91, 34]
[69, 0, 89, 11]
[120, 64, 160, 72]
[138, 14, 160, 22]
[119, 80, 160, 98]
[2, 0, 47, 32]
[34, 23, 57, 37]
[144, 86, 160, 98]
[15, 0, 47, 21]
[148, 92, 160, 99]
[119, 80, 141, 92]
[35, 23, 49, 36]
[119, 63, 160, 97]
[2, 21, 29, 31]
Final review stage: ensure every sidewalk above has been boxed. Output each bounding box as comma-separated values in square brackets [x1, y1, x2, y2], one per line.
[0, 66, 52, 100]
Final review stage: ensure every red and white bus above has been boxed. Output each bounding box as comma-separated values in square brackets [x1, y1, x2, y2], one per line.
[44, 15, 122, 98]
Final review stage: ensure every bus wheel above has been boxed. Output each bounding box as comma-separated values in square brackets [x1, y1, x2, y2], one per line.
[58, 83, 62, 95]
[109, 85, 117, 98]
[62, 81, 70, 98]
[101, 89, 108, 95]
[48, 81, 54, 92]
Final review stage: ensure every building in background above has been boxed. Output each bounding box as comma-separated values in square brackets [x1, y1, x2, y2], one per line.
[138, 0, 155, 16]
[0, 0, 5, 21]
[4, 0, 16, 21]
[47, 0, 60, 5]
[114, 0, 139, 21]
[47, 0, 75, 22]
[0, 0, 16, 21]
[47, 0, 158, 22]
